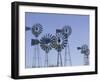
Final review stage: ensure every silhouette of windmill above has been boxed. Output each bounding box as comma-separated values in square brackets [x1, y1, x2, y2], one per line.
[51, 29, 67, 67]
[26, 23, 43, 68]
[31, 23, 43, 68]
[40, 33, 55, 67]
[77, 44, 90, 65]
[62, 25, 72, 66]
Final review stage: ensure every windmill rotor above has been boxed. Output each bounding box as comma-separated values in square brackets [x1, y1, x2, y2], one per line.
[85, 49, 90, 56]
[81, 44, 89, 54]
[32, 23, 43, 37]
[51, 31, 67, 52]
[62, 25, 72, 38]
[40, 33, 55, 53]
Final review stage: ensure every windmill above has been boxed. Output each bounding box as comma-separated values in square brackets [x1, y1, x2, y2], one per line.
[51, 29, 67, 67]
[77, 44, 90, 65]
[62, 25, 72, 66]
[26, 23, 43, 68]
[40, 33, 55, 67]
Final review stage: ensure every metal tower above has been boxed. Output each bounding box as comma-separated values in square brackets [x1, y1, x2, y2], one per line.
[40, 33, 55, 67]
[62, 26, 72, 66]
[77, 44, 90, 65]
[31, 23, 43, 68]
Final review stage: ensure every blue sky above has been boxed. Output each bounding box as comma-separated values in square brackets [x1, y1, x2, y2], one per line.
[25, 12, 89, 68]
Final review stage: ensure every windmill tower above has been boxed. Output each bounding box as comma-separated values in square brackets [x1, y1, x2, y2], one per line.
[77, 44, 90, 65]
[40, 33, 55, 67]
[51, 29, 67, 67]
[62, 26, 72, 66]
[31, 23, 43, 68]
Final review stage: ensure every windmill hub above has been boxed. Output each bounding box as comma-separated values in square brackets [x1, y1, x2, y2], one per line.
[45, 38, 51, 44]
[58, 38, 61, 43]
[35, 27, 38, 31]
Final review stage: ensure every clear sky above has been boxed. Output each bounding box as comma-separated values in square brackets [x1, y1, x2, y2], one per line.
[25, 12, 89, 68]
